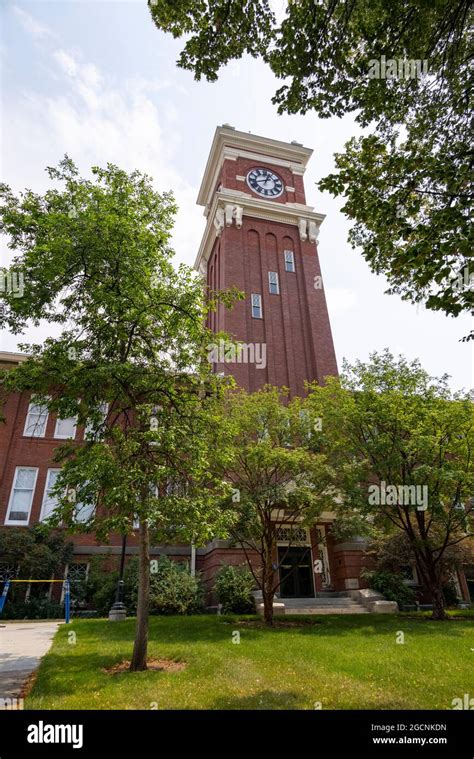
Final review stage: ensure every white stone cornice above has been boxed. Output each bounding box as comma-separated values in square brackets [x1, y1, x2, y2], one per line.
[224, 147, 307, 173]
[197, 126, 313, 208]
[194, 191, 325, 272]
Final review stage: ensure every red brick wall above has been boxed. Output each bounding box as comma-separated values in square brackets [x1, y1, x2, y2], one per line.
[329, 539, 374, 591]
[206, 216, 338, 397]
[200, 546, 261, 604]
[0, 389, 140, 551]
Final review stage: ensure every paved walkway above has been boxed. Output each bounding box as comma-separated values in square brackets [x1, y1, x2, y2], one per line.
[0, 621, 60, 708]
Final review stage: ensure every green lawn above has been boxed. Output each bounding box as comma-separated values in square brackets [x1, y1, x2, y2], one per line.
[26, 614, 473, 710]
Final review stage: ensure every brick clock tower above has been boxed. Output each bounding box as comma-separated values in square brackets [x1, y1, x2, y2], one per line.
[195, 125, 338, 396]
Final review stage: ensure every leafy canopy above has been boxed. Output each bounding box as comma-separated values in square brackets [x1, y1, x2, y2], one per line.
[149, 0, 473, 335]
[306, 350, 474, 572]
[0, 157, 232, 542]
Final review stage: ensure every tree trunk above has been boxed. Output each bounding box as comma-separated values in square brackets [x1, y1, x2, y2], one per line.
[414, 548, 448, 621]
[130, 518, 150, 671]
[428, 577, 447, 621]
[262, 542, 275, 626]
[262, 582, 274, 626]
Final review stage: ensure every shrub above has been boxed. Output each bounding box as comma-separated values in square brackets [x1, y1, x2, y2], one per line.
[214, 564, 256, 614]
[129, 557, 203, 615]
[2, 598, 64, 620]
[362, 569, 416, 607]
[0, 525, 73, 580]
[88, 570, 120, 616]
[442, 582, 459, 607]
[86, 558, 138, 616]
[84, 556, 202, 616]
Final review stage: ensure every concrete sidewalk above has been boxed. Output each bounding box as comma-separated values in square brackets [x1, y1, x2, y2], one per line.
[0, 621, 60, 708]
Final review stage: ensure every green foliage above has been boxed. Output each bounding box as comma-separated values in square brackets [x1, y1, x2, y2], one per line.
[2, 598, 64, 620]
[0, 156, 233, 543]
[149, 0, 275, 83]
[75, 557, 203, 617]
[0, 526, 73, 581]
[210, 386, 339, 623]
[442, 582, 460, 607]
[84, 557, 139, 617]
[0, 157, 236, 667]
[318, 132, 473, 339]
[362, 569, 416, 607]
[145, 557, 203, 615]
[150, 1, 468, 123]
[306, 350, 474, 618]
[213, 386, 337, 543]
[149, 1, 473, 335]
[214, 564, 255, 614]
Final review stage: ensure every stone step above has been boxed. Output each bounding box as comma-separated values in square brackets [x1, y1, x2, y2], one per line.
[285, 606, 369, 615]
[272, 595, 370, 615]
[282, 598, 359, 606]
[256, 596, 370, 615]
[280, 592, 357, 599]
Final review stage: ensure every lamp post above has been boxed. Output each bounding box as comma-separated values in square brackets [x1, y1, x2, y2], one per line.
[109, 534, 127, 621]
[190, 541, 196, 577]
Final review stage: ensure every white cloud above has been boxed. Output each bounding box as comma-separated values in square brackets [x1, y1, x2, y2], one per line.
[13, 6, 52, 40]
[3, 45, 203, 265]
[53, 49, 78, 77]
[125, 76, 173, 95]
[1, 42, 205, 352]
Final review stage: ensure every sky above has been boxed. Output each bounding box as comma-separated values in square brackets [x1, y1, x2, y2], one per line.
[0, 0, 472, 392]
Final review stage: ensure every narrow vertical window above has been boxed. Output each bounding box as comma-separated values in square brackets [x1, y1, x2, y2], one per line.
[284, 250, 295, 272]
[40, 468, 62, 521]
[67, 483, 95, 523]
[251, 293, 263, 319]
[6, 467, 38, 525]
[24, 399, 49, 437]
[268, 271, 279, 294]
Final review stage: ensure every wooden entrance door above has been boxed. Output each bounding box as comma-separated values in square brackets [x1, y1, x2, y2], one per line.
[278, 547, 314, 598]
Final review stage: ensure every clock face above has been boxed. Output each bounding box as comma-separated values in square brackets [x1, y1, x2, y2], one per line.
[246, 168, 284, 198]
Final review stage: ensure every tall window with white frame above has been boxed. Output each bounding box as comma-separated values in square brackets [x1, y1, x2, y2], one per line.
[40, 469, 62, 521]
[24, 399, 49, 437]
[268, 271, 279, 294]
[251, 293, 263, 319]
[284, 250, 295, 272]
[6, 467, 38, 525]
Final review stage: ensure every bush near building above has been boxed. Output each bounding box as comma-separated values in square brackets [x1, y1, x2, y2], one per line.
[214, 565, 256, 614]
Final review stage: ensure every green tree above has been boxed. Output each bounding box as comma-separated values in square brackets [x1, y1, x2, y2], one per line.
[0, 526, 73, 583]
[0, 158, 231, 670]
[149, 0, 473, 336]
[214, 564, 256, 614]
[212, 386, 336, 625]
[306, 351, 474, 620]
